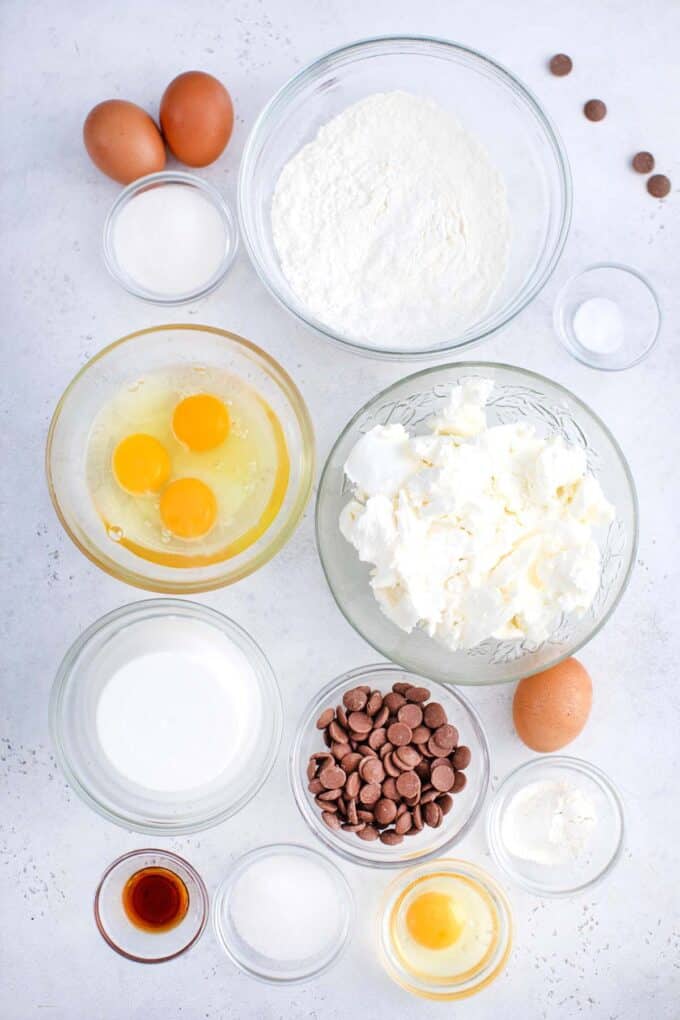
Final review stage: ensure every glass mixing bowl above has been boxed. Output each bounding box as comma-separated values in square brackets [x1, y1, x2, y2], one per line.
[316, 363, 638, 685]
[290, 664, 490, 869]
[239, 35, 571, 359]
[46, 324, 314, 593]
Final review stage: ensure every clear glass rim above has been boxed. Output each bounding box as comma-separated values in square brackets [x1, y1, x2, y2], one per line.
[93, 848, 209, 963]
[102, 170, 239, 305]
[289, 663, 491, 869]
[49, 598, 284, 834]
[377, 857, 513, 1000]
[212, 841, 355, 984]
[485, 754, 626, 897]
[553, 261, 662, 372]
[315, 360, 639, 685]
[45, 323, 315, 594]
[238, 34, 572, 360]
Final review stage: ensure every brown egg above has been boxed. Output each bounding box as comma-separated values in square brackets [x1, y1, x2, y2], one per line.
[83, 100, 166, 184]
[513, 658, 592, 752]
[160, 71, 234, 167]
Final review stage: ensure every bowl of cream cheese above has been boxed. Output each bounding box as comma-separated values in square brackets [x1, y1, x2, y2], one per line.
[239, 36, 571, 358]
[316, 363, 638, 685]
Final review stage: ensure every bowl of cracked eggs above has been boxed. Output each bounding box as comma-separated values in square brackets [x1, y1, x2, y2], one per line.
[46, 324, 314, 593]
[316, 362, 638, 685]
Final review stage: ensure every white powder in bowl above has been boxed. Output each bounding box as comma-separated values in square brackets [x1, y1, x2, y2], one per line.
[112, 183, 227, 297]
[271, 91, 509, 349]
[229, 853, 344, 961]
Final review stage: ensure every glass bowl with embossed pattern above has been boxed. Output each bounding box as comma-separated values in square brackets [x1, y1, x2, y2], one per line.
[316, 363, 637, 685]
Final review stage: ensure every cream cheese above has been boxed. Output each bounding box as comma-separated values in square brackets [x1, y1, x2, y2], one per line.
[340, 378, 615, 651]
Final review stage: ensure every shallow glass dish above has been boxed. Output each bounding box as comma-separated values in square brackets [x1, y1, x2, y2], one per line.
[316, 362, 638, 685]
[553, 263, 661, 371]
[378, 858, 513, 1000]
[213, 843, 354, 983]
[46, 324, 314, 593]
[290, 664, 490, 868]
[103, 171, 239, 305]
[94, 849, 208, 962]
[239, 35, 571, 359]
[49, 599, 283, 834]
[486, 756, 625, 896]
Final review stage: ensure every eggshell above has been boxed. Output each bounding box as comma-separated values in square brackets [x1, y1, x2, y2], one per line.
[160, 71, 233, 167]
[83, 100, 166, 184]
[512, 658, 592, 752]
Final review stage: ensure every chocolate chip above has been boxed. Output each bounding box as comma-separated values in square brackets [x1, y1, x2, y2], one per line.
[383, 752, 401, 778]
[357, 809, 374, 823]
[396, 745, 421, 769]
[648, 174, 671, 198]
[380, 830, 404, 846]
[420, 788, 439, 805]
[343, 687, 367, 712]
[381, 777, 399, 800]
[340, 751, 361, 773]
[322, 811, 341, 830]
[387, 722, 412, 746]
[368, 727, 387, 750]
[316, 708, 334, 729]
[411, 725, 431, 744]
[360, 757, 385, 785]
[348, 711, 372, 734]
[366, 691, 383, 716]
[452, 746, 471, 770]
[424, 802, 443, 828]
[335, 705, 348, 729]
[452, 771, 467, 792]
[308, 778, 323, 795]
[433, 724, 458, 750]
[584, 99, 607, 122]
[345, 771, 360, 799]
[328, 720, 348, 744]
[396, 771, 421, 799]
[395, 811, 413, 835]
[319, 765, 346, 790]
[331, 742, 351, 761]
[374, 798, 397, 825]
[438, 791, 454, 816]
[318, 788, 342, 801]
[405, 685, 430, 703]
[632, 151, 655, 174]
[359, 782, 381, 806]
[398, 703, 423, 729]
[373, 704, 389, 729]
[423, 702, 446, 728]
[379, 741, 393, 759]
[342, 822, 366, 833]
[549, 53, 572, 76]
[347, 798, 358, 825]
[431, 764, 455, 792]
[357, 824, 379, 841]
[384, 691, 406, 713]
[306, 760, 317, 781]
[427, 736, 452, 759]
[392, 682, 412, 696]
[412, 803, 424, 830]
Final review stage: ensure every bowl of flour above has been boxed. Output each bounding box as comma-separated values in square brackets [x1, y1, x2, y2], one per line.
[239, 37, 571, 358]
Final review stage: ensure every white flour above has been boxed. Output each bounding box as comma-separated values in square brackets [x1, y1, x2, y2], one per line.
[271, 91, 509, 349]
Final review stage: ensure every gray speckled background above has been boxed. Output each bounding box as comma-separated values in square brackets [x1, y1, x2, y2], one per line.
[1, 1, 679, 1017]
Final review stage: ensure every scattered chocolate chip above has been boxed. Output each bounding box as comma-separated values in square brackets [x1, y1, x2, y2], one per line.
[584, 99, 607, 122]
[647, 173, 671, 198]
[549, 53, 573, 76]
[632, 151, 655, 174]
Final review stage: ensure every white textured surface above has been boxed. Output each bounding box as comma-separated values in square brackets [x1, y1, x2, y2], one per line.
[1, 1, 678, 1018]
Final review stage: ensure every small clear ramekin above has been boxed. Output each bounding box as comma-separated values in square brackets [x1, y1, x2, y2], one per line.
[378, 858, 513, 1000]
[290, 664, 490, 869]
[94, 849, 209, 963]
[49, 599, 283, 835]
[486, 755, 625, 897]
[103, 170, 239, 305]
[212, 843, 354, 984]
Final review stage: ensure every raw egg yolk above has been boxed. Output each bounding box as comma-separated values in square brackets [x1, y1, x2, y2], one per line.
[172, 394, 230, 452]
[406, 891, 464, 951]
[112, 434, 171, 494]
[159, 477, 217, 539]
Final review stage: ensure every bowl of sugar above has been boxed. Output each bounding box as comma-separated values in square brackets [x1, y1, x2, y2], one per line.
[103, 171, 239, 304]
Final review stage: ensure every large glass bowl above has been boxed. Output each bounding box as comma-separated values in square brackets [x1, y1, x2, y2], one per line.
[290, 664, 490, 868]
[46, 324, 314, 593]
[316, 363, 638, 685]
[239, 36, 571, 359]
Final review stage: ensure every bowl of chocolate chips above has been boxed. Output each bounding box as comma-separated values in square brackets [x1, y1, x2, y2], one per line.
[290, 664, 490, 868]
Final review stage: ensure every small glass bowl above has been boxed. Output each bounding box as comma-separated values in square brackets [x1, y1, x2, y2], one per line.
[94, 849, 208, 963]
[103, 171, 239, 305]
[46, 323, 314, 594]
[316, 361, 638, 685]
[49, 599, 283, 835]
[553, 263, 661, 370]
[486, 756, 625, 897]
[378, 858, 513, 1000]
[213, 843, 354, 983]
[290, 664, 490, 869]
